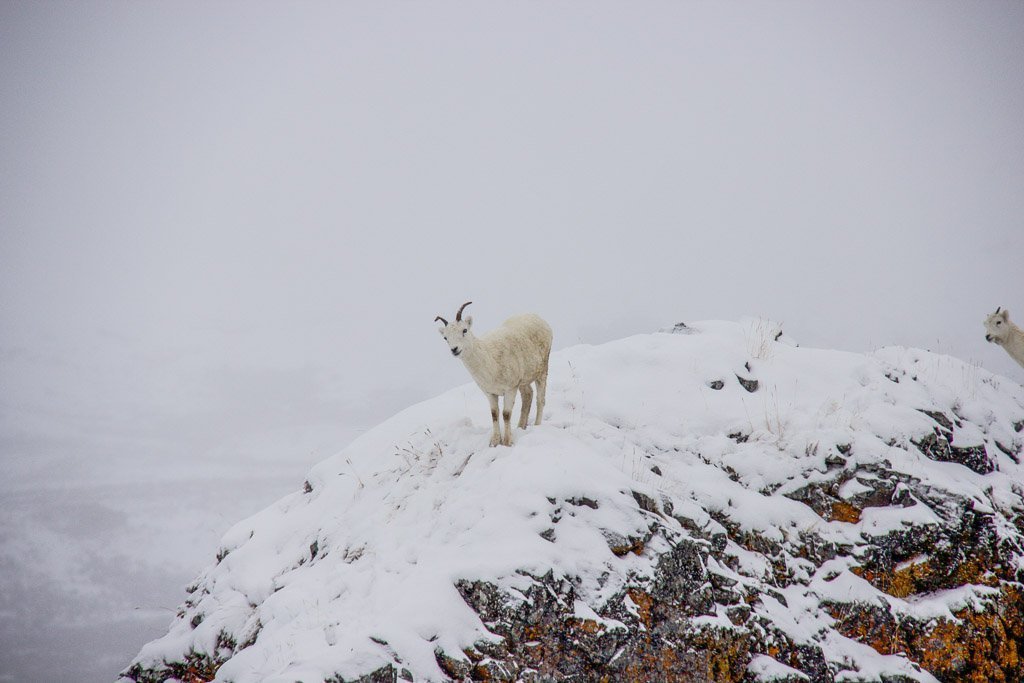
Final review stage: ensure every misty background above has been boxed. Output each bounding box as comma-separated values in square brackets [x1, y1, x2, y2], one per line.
[1, 2, 1022, 681]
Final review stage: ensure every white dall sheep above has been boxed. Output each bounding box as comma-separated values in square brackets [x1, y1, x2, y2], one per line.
[984, 307, 1024, 369]
[436, 301, 553, 447]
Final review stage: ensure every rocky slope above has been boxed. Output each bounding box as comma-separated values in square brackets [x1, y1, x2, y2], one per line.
[122, 320, 1024, 682]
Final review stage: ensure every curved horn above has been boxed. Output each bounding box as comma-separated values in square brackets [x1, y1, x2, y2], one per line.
[434, 316, 448, 325]
[996, 306, 1002, 314]
[456, 301, 473, 321]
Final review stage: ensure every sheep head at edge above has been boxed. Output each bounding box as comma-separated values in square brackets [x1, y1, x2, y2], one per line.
[984, 306, 1010, 344]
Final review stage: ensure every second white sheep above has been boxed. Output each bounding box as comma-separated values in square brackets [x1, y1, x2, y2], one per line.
[984, 307, 1024, 369]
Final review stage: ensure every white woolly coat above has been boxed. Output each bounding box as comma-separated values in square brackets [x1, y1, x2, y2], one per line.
[459, 314, 552, 395]
[998, 321, 1024, 369]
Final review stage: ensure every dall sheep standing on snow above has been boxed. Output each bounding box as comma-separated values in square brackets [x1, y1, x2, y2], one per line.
[984, 307, 1024, 369]
[436, 302, 553, 447]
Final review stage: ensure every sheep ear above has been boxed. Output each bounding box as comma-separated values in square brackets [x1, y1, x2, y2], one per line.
[1000, 308, 1010, 320]
[464, 316, 473, 328]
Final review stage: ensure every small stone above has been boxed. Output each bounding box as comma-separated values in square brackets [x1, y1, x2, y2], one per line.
[473, 658, 516, 682]
[631, 490, 659, 514]
[605, 531, 645, 557]
[435, 649, 471, 680]
[736, 375, 759, 392]
[825, 454, 845, 469]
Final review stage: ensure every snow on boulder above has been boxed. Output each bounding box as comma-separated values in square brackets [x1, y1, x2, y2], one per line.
[122, 320, 1024, 683]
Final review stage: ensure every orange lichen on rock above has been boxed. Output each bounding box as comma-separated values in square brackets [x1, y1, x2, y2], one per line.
[621, 642, 680, 681]
[852, 550, 998, 601]
[567, 617, 604, 635]
[852, 556, 936, 598]
[830, 584, 1024, 682]
[829, 500, 862, 524]
[610, 537, 647, 557]
[618, 631, 748, 683]
[626, 589, 654, 628]
[687, 626, 751, 682]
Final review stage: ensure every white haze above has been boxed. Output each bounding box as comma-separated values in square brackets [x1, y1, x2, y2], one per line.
[1, 2, 1022, 681]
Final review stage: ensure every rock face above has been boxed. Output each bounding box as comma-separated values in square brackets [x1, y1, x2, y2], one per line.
[123, 320, 1024, 683]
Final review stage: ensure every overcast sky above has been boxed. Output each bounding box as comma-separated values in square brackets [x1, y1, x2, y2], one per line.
[2, 0, 1023, 489]
[1, 2, 1023, 676]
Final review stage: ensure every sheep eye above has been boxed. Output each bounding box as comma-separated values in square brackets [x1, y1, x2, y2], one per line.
[462, 329, 467, 335]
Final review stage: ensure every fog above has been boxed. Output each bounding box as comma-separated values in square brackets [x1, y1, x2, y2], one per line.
[1, 2, 1022, 681]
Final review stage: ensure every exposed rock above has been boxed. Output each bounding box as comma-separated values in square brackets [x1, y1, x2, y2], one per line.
[447, 560, 749, 683]
[327, 664, 401, 683]
[666, 322, 698, 335]
[829, 585, 1024, 683]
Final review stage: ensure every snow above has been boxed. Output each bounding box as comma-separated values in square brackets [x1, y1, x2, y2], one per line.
[748, 653, 810, 681]
[126, 319, 1024, 682]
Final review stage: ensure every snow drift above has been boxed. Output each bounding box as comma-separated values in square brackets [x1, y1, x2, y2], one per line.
[123, 320, 1024, 682]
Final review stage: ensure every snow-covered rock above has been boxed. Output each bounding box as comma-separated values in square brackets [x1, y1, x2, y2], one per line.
[122, 320, 1024, 683]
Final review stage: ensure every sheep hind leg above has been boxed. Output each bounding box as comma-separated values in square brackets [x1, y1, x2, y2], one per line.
[518, 384, 533, 430]
[487, 394, 502, 447]
[501, 389, 516, 446]
[534, 372, 547, 426]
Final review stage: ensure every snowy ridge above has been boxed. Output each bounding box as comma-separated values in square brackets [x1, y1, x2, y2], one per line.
[124, 320, 1024, 682]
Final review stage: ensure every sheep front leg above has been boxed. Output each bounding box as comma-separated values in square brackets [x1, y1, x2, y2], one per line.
[502, 389, 516, 446]
[487, 393, 502, 447]
[518, 383, 533, 430]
